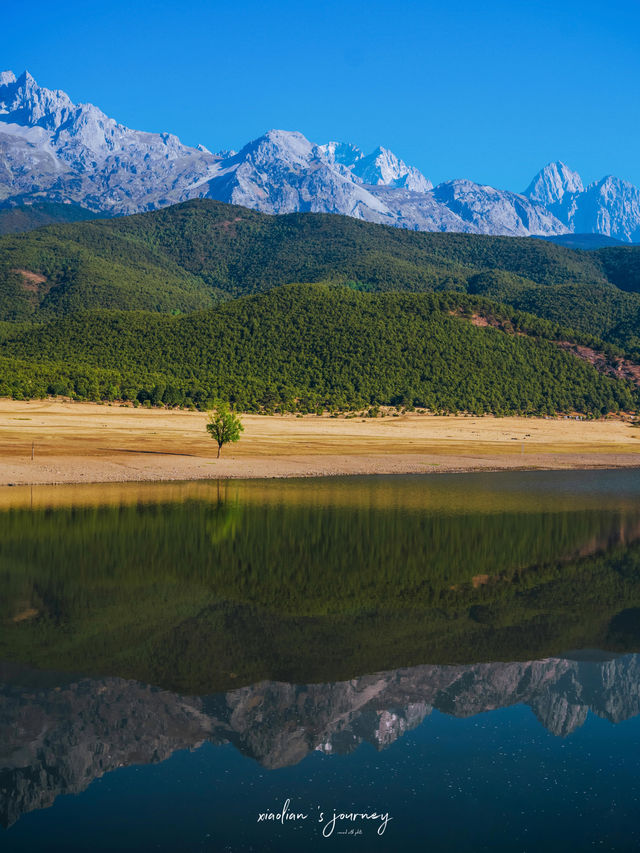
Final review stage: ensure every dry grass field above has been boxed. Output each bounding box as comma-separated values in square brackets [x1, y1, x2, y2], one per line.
[1, 398, 639, 486]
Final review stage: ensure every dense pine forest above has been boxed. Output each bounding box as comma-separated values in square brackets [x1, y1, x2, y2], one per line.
[1, 199, 640, 414]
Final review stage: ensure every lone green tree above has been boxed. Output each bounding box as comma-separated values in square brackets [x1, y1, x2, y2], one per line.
[206, 403, 244, 458]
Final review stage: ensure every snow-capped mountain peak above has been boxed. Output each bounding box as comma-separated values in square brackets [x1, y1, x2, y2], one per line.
[570, 174, 640, 242]
[350, 145, 433, 193]
[524, 161, 584, 206]
[523, 161, 640, 242]
[0, 69, 77, 130]
[0, 70, 16, 88]
[318, 141, 364, 168]
[0, 69, 221, 211]
[236, 129, 318, 171]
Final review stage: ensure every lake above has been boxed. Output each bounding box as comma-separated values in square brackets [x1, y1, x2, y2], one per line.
[1, 470, 640, 851]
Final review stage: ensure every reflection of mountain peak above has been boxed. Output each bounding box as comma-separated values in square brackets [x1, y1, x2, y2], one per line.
[531, 691, 589, 736]
[3, 655, 640, 826]
[0, 679, 216, 828]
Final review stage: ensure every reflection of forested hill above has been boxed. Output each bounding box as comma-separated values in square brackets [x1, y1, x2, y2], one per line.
[2, 654, 640, 828]
[3, 484, 640, 689]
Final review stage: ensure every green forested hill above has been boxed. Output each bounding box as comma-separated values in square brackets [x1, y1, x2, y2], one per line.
[1, 285, 636, 414]
[0, 198, 640, 347]
[1, 200, 640, 415]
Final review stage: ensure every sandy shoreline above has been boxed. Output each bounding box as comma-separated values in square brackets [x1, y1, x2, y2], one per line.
[1, 398, 640, 486]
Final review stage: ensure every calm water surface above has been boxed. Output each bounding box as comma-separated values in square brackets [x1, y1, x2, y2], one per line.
[1, 470, 640, 851]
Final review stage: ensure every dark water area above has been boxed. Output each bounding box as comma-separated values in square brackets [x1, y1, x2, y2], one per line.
[1, 470, 640, 850]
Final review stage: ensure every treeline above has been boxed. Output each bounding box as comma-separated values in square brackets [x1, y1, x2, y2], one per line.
[0, 285, 636, 415]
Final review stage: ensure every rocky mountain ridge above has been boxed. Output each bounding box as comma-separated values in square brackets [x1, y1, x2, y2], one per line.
[0, 70, 638, 240]
[525, 162, 640, 242]
[2, 654, 640, 827]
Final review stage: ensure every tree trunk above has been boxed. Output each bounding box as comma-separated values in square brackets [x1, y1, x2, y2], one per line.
[217, 444, 222, 458]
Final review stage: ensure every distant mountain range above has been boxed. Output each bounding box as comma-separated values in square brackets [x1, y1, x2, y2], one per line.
[1, 70, 639, 241]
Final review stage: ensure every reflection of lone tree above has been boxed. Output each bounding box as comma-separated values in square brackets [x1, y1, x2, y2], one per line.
[206, 404, 244, 458]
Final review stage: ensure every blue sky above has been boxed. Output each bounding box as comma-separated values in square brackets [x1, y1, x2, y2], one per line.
[2, 0, 639, 190]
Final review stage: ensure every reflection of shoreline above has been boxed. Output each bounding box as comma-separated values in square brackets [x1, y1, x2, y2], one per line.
[3, 468, 640, 513]
[2, 654, 640, 828]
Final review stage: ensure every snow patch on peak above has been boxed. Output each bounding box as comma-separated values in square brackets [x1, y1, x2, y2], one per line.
[0, 71, 16, 87]
[351, 146, 432, 193]
[319, 141, 364, 168]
